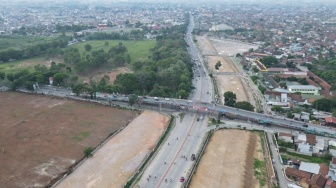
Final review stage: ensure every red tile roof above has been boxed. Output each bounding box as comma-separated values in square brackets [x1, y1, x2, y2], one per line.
[285, 167, 311, 179]
[325, 117, 336, 124]
[310, 174, 327, 188]
[306, 134, 316, 145]
[319, 163, 329, 177]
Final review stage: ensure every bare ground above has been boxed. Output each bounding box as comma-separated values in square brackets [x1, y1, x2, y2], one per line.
[55, 111, 170, 188]
[82, 67, 133, 84]
[209, 38, 259, 56]
[196, 35, 256, 107]
[189, 130, 263, 188]
[0, 92, 138, 188]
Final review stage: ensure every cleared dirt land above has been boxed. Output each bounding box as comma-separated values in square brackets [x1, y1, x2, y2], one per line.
[196, 35, 256, 106]
[209, 38, 259, 57]
[56, 111, 170, 188]
[189, 130, 265, 188]
[0, 92, 138, 188]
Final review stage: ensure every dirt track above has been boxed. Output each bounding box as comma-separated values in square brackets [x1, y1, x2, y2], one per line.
[189, 130, 262, 188]
[55, 111, 170, 188]
[0, 92, 138, 188]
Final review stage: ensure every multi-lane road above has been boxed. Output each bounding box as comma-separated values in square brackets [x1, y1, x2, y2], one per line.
[137, 15, 214, 188]
[5, 15, 336, 188]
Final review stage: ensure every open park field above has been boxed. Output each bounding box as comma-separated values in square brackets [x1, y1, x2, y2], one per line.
[189, 130, 267, 188]
[0, 92, 138, 188]
[0, 36, 53, 52]
[71, 40, 156, 63]
[0, 57, 63, 74]
[56, 110, 170, 188]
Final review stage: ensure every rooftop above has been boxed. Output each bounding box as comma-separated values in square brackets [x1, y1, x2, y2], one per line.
[285, 167, 311, 179]
[299, 162, 320, 174]
[288, 85, 320, 90]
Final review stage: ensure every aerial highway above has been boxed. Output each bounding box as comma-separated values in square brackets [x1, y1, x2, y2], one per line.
[5, 15, 336, 188]
[136, 14, 214, 188]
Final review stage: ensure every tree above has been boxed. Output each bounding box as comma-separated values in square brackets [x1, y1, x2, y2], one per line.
[84, 147, 94, 158]
[271, 106, 284, 112]
[0, 72, 5, 80]
[224, 91, 236, 107]
[286, 111, 295, 118]
[260, 56, 278, 67]
[128, 94, 138, 106]
[84, 44, 92, 51]
[215, 61, 222, 70]
[235, 101, 255, 111]
[104, 41, 109, 46]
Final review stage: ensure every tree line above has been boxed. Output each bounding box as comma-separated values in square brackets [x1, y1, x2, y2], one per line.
[71, 23, 194, 99]
[0, 37, 69, 63]
[2, 63, 77, 91]
[63, 42, 130, 73]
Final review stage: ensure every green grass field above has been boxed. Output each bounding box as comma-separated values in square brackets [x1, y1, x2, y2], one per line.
[0, 36, 53, 52]
[0, 57, 62, 74]
[71, 40, 156, 62]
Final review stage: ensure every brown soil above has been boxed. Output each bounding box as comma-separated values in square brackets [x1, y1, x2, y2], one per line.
[56, 111, 170, 188]
[189, 130, 262, 188]
[209, 38, 259, 56]
[0, 92, 138, 188]
[196, 35, 256, 107]
[82, 67, 133, 84]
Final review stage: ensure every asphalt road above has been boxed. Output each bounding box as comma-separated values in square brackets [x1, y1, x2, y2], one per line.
[137, 14, 214, 188]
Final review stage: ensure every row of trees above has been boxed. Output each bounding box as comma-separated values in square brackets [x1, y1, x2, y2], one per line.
[3, 62, 77, 91]
[304, 58, 336, 90]
[0, 37, 69, 63]
[69, 23, 193, 98]
[63, 42, 130, 73]
[224, 91, 255, 111]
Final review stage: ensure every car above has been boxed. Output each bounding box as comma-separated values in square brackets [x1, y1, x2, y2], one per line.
[143, 96, 148, 99]
[180, 177, 185, 183]
[165, 98, 170, 101]
[197, 117, 200, 121]
[154, 97, 159, 101]
[302, 124, 308, 127]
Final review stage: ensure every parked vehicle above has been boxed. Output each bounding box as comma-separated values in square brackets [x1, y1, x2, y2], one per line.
[180, 177, 185, 183]
[191, 154, 196, 161]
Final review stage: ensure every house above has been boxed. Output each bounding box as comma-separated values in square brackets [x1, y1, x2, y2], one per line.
[328, 158, 336, 181]
[299, 162, 320, 174]
[287, 85, 321, 95]
[318, 163, 329, 177]
[325, 117, 336, 127]
[309, 174, 327, 188]
[278, 132, 293, 143]
[297, 143, 313, 156]
[285, 167, 312, 181]
[313, 138, 328, 154]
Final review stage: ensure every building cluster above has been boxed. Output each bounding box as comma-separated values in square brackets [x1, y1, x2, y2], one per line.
[279, 131, 336, 188]
[195, 4, 336, 60]
[0, 2, 186, 36]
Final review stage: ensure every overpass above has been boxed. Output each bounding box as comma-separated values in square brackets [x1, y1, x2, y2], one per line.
[94, 93, 336, 137]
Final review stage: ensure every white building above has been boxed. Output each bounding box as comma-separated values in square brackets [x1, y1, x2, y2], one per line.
[287, 85, 321, 95]
[209, 24, 233, 31]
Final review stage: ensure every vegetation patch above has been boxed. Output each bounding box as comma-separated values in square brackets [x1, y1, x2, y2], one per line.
[254, 158, 267, 187]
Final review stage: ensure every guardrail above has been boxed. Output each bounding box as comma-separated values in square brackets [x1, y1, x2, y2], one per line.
[182, 130, 213, 187]
[124, 116, 175, 188]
